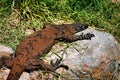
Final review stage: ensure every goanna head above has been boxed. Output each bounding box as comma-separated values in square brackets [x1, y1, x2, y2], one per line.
[42, 23, 89, 38]
[69, 23, 88, 33]
[57, 23, 88, 35]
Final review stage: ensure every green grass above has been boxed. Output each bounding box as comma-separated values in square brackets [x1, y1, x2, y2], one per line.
[0, 0, 120, 48]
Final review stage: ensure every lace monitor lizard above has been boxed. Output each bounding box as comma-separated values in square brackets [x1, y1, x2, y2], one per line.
[0, 23, 94, 80]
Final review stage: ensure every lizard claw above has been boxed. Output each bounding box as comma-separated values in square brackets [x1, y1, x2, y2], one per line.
[84, 33, 95, 40]
[50, 58, 69, 70]
[50, 58, 62, 67]
[55, 64, 69, 70]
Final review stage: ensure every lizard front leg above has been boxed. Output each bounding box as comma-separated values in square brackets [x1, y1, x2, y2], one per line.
[62, 33, 95, 42]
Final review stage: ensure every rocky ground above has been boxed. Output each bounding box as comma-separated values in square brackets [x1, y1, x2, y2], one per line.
[0, 28, 120, 80]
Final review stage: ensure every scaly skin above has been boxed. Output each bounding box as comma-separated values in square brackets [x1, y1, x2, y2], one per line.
[0, 23, 94, 80]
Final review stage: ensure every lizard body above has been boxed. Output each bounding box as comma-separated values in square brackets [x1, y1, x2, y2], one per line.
[0, 23, 94, 80]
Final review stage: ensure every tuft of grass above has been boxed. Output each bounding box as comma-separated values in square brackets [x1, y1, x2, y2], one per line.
[0, 0, 13, 18]
[0, 18, 25, 49]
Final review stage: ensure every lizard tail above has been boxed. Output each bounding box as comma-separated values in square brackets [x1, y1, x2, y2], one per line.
[6, 64, 24, 80]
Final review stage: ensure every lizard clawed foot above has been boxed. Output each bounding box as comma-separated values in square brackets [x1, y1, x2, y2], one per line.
[50, 58, 69, 70]
[50, 58, 62, 67]
[50, 58, 68, 78]
[55, 64, 69, 70]
[82, 33, 95, 40]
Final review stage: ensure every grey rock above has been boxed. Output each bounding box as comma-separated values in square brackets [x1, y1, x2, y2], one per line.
[0, 45, 14, 55]
[46, 28, 120, 79]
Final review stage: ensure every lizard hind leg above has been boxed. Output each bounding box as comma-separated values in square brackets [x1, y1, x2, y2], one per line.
[24, 59, 62, 78]
[24, 59, 69, 78]
[24, 59, 55, 71]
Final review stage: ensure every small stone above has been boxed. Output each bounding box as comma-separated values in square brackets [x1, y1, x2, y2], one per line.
[0, 45, 14, 55]
[25, 29, 34, 37]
